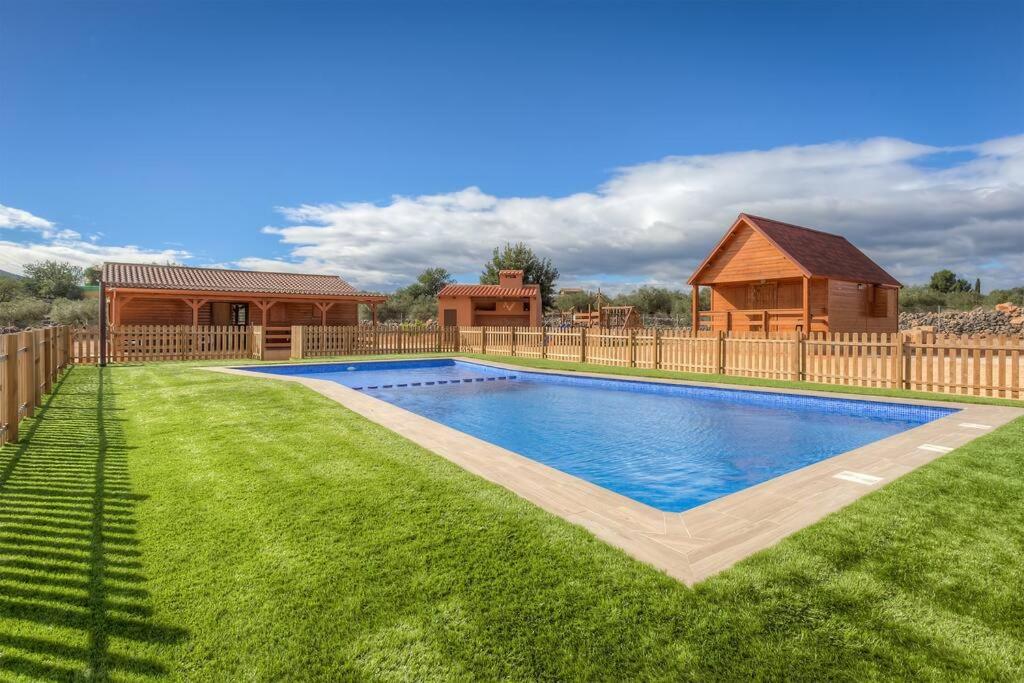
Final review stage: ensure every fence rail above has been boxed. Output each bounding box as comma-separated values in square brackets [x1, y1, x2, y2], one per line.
[1, 326, 72, 446]
[59, 324, 1024, 400]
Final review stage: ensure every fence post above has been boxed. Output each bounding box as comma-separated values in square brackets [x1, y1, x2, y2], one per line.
[481, 328, 487, 355]
[42, 328, 52, 394]
[291, 325, 304, 359]
[541, 328, 547, 359]
[510, 327, 517, 357]
[580, 327, 587, 363]
[22, 331, 35, 417]
[893, 331, 904, 390]
[629, 328, 636, 367]
[792, 331, 802, 381]
[716, 330, 725, 374]
[3, 334, 18, 443]
[653, 328, 661, 369]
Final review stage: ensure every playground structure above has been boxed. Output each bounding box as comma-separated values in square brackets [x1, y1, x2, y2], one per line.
[559, 291, 641, 331]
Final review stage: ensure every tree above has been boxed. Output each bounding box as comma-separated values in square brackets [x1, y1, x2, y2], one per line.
[405, 268, 454, 299]
[376, 268, 456, 323]
[23, 261, 83, 300]
[84, 265, 102, 286]
[974, 278, 981, 295]
[554, 289, 600, 312]
[929, 269, 958, 293]
[0, 276, 22, 303]
[480, 243, 559, 309]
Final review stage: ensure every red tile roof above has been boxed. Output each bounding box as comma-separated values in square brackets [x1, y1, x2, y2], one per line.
[690, 214, 901, 287]
[438, 283, 539, 298]
[102, 262, 384, 298]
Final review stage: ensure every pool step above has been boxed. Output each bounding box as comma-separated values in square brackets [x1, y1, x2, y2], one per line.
[353, 375, 517, 391]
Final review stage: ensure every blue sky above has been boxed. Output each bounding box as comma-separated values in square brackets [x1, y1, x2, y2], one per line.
[2, 0, 1023, 290]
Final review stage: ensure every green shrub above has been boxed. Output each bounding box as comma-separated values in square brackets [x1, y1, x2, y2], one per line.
[0, 297, 50, 328]
[49, 297, 99, 325]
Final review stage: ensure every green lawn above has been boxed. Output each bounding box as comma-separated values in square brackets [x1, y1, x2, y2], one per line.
[1, 359, 1022, 680]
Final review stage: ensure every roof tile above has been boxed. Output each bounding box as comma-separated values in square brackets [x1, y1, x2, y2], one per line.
[102, 262, 384, 297]
[438, 284, 539, 298]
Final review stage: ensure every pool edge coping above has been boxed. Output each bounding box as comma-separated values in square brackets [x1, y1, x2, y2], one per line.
[202, 360, 1023, 585]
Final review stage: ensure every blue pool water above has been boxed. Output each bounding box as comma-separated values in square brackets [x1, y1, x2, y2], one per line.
[249, 359, 956, 512]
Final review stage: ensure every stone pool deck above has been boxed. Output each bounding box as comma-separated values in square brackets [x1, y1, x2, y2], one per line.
[209, 360, 1023, 585]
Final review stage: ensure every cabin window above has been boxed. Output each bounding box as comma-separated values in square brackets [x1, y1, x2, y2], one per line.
[231, 303, 248, 325]
[475, 302, 497, 311]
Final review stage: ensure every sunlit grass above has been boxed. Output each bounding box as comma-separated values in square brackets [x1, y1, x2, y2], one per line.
[0, 362, 1021, 680]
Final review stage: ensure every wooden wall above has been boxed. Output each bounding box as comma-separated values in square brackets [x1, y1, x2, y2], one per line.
[710, 279, 827, 313]
[697, 222, 804, 284]
[826, 280, 898, 333]
[118, 297, 358, 327]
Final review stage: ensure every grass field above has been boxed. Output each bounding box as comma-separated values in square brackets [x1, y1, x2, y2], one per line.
[1, 358, 1022, 680]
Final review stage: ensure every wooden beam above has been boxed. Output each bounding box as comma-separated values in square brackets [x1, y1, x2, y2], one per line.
[371, 303, 378, 326]
[802, 276, 811, 334]
[314, 301, 336, 326]
[98, 278, 108, 368]
[183, 298, 209, 327]
[691, 285, 699, 332]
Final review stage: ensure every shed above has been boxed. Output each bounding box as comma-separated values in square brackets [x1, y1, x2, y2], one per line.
[688, 214, 901, 333]
[437, 270, 542, 327]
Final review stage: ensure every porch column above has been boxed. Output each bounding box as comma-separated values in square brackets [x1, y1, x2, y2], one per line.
[252, 300, 276, 326]
[183, 298, 208, 327]
[314, 301, 336, 326]
[802, 276, 811, 333]
[99, 281, 107, 367]
[691, 285, 700, 332]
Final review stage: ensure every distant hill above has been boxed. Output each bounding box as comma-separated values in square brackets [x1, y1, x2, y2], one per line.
[0, 269, 24, 280]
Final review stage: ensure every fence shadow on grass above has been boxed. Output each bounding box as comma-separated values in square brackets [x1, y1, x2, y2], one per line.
[0, 367, 187, 680]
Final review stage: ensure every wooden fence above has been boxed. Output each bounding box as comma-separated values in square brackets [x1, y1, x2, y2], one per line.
[293, 325, 460, 358]
[449, 326, 1023, 400]
[72, 325, 253, 364]
[59, 324, 1024, 400]
[1, 326, 72, 446]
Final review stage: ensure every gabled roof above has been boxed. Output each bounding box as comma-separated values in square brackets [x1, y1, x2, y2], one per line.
[102, 262, 385, 298]
[688, 214, 901, 287]
[438, 283, 540, 298]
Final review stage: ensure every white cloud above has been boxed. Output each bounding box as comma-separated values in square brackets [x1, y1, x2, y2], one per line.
[248, 134, 1024, 292]
[4, 135, 1023, 292]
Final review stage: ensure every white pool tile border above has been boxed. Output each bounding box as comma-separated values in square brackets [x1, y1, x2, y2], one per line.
[206, 358, 1023, 585]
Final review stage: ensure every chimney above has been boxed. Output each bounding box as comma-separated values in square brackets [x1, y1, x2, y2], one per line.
[498, 269, 524, 288]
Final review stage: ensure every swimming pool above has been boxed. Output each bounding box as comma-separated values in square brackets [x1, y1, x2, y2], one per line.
[249, 359, 956, 512]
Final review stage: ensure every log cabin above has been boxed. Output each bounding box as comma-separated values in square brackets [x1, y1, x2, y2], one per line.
[437, 270, 542, 327]
[100, 262, 387, 358]
[688, 214, 901, 334]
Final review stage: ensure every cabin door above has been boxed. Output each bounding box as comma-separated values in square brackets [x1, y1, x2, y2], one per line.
[443, 309, 457, 327]
[211, 302, 231, 325]
[748, 283, 777, 310]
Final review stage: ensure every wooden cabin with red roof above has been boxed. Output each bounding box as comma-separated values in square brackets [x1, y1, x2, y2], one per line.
[688, 214, 901, 334]
[437, 270, 542, 327]
[100, 262, 387, 358]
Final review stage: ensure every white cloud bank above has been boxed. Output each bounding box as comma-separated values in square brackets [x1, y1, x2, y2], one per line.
[243, 134, 1024, 292]
[0, 203, 189, 274]
[3, 135, 1023, 291]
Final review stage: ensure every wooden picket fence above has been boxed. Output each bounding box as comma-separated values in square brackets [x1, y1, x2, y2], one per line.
[59, 324, 1024, 400]
[1, 326, 73, 446]
[71, 325, 253, 363]
[293, 325, 460, 358]
[450, 326, 1024, 400]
